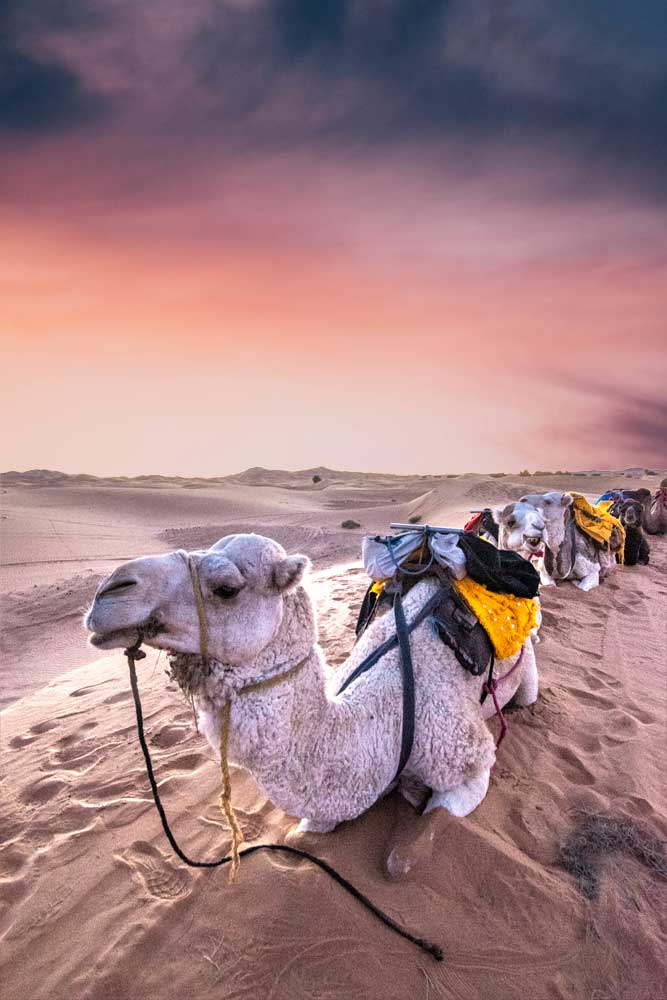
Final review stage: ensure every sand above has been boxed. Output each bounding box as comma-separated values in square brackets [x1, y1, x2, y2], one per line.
[1, 468, 666, 999]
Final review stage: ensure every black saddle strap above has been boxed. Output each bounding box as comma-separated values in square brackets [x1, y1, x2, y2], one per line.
[336, 590, 441, 696]
[479, 652, 495, 706]
[393, 591, 416, 779]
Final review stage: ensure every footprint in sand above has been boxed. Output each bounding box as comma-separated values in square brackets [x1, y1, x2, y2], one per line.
[44, 736, 121, 775]
[30, 720, 59, 735]
[69, 685, 98, 698]
[8, 734, 38, 750]
[588, 666, 622, 690]
[102, 690, 132, 706]
[78, 775, 141, 804]
[562, 685, 616, 710]
[150, 722, 193, 749]
[201, 800, 273, 843]
[20, 776, 69, 805]
[600, 711, 639, 744]
[165, 751, 207, 773]
[28, 803, 99, 844]
[557, 746, 596, 786]
[118, 841, 192, 901]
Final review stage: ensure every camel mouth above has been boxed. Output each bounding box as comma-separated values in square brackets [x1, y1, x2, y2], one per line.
[525, 536, 543, 548]
[86, 615, 163, 650]
[88, 627, 145, 650]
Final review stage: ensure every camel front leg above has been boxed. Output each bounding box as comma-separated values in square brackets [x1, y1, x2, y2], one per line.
[512, 645, 539, 706]
[424, 767, 491, 818]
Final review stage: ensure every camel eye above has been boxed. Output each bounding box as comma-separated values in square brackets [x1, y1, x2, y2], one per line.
[507, 517, 516, 529]
[212, 584, 241, 600]
[99, 579, 136, 597]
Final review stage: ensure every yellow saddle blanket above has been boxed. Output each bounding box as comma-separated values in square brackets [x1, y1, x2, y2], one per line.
[570, 493, 625, 560]
[453, 576, 539, 661]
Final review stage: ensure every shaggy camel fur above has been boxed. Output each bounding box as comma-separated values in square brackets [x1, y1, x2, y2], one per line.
[85, 534, 539, 833]
[519, 492, 617, 591]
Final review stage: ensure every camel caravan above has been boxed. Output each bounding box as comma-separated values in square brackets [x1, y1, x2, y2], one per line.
[83, 479, 664, 935]
[466, 482, 666, 588]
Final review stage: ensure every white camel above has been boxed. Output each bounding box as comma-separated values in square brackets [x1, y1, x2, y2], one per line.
[85, 534, 539, 833]
[519, 491, 618, 591]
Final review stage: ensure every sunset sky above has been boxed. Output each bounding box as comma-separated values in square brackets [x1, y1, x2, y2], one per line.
[2, 1, 666, 475]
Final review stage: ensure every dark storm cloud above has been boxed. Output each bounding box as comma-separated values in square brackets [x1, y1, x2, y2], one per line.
[605, 392, 667, 462]
[551, 379, 667, 466]
[0, 48, 110, 133]
[188, 0, 667, 194]
[3, 0, 667, 193]
[0, 1, 112, 133]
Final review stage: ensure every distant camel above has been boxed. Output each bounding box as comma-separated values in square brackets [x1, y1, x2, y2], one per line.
[519, 492, 621, 591]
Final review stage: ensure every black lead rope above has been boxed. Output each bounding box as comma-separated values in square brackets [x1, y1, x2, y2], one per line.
[125, 644, 444, 962]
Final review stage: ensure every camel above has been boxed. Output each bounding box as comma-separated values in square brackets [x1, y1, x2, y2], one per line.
[612, 499, 650, 566]
[519, 491, 618, 591]
[596, 486, 667, 535]
[84, 533, 539, 834]
[643, 484, 667, 535]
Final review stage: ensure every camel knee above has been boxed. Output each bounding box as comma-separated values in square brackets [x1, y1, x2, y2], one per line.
[424, 767, 491, 818]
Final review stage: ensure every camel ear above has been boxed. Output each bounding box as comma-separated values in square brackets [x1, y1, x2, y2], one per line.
[561, 493, 574, 507]
[272, 554, 310, 593]
[491, 505, 506, 525]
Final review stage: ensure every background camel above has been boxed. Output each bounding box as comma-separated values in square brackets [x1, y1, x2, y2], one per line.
[85, 533, 539, 834]
[519, 491, 618, 591]
[644, 485, 667, 535]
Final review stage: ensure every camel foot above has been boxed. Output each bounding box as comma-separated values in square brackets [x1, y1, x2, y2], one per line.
[573, 573, 599, 592]
[424, 768, 491, 818]
[293, 817, 337, 835]
[383, 809, 448, 882]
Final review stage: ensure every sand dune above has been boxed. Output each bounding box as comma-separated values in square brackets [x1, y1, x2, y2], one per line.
[1, 469, 666, 998]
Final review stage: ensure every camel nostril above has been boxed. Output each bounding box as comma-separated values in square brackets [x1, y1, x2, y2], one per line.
[98, 579, 137, 598]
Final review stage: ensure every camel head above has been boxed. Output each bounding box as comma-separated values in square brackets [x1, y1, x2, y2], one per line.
[85, 534, 311, 664]
[519, 491, 573, 551]
[491, 501, 546, 558]
[615, 498, 643, 529]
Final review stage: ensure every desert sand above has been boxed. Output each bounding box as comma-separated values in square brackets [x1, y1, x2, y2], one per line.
[1, 468, 666, 999]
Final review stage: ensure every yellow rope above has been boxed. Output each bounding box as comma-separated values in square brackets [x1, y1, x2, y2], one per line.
[217, 656, 310, 881]
[187, 551, 312, 880]
[219, 699, 245, 882]
[186, 553, 209, 661]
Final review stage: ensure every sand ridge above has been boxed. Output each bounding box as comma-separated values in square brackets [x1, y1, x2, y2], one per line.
[1, 469, 666, 998]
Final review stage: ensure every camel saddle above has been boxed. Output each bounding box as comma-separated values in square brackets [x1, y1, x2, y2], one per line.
[355, 566, 493, 678]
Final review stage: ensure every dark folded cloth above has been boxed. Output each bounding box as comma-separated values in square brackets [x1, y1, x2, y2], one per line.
[456, 532, 540, 598]
[463, 509, 499, 541]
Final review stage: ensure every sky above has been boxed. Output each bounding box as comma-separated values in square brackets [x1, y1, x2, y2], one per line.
[1, 0, 666, 476]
